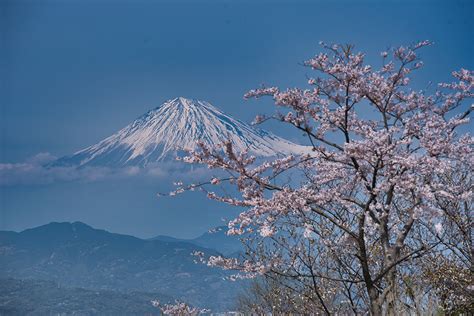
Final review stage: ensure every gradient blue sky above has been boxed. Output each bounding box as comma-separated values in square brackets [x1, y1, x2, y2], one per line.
[1, 0, 473, 238]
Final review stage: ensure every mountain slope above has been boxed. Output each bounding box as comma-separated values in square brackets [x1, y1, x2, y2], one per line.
[151, 226, 243, 256]
[0, 222, 244, 311]
[53, 97, 309, 167]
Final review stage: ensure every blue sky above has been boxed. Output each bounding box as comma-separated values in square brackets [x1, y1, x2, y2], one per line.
[1, 0, 473, 237]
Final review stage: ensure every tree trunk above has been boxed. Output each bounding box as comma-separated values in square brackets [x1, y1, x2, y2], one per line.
[386, 267, 397, 316]
[385, 247, 400, 315]
[368, 288, 382, 316]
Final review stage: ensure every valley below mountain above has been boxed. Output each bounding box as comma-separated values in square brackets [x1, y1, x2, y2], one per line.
[0, 278, 171, 315]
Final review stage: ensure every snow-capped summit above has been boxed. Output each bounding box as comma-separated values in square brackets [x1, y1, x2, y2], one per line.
[54, 97, 309, 167]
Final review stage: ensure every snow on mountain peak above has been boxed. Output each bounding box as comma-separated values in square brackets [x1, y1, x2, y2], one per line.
[54, 97, 310, 167]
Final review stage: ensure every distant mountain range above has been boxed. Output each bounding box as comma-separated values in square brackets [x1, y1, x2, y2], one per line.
[150, 226, 243, 256]
[52, 97, 309, 167]
[0, 222, 246, 312]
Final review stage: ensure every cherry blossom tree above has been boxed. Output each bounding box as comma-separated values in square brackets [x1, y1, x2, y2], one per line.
[171, 41, 473, 314]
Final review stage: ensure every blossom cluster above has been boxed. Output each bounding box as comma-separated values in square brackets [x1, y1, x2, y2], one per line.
[151, 300, 209, 315]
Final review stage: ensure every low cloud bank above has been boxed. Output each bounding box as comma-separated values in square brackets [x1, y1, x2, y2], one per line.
[0, 153, 211, 186]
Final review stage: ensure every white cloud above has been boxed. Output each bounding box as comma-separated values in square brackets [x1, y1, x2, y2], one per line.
[0, 159, 110, 186]
[0, 153, 213, 186]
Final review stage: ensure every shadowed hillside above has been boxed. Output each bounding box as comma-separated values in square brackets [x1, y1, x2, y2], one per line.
[0, 222, 246, 311]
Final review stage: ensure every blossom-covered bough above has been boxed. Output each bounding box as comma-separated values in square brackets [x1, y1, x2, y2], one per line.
[151, 300, 209, 315]
[169, 41, 473, 314]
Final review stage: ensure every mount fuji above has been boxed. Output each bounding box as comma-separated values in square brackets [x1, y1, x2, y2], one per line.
[53, 97, 309, 168]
